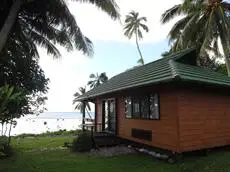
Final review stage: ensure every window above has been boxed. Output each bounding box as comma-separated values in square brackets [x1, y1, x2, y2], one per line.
[141, 96, 149, 119]
[149, 94, 159, 119]
[124, 93, 160, 120]
[125, 97, 132, 118]
[132, 98, 140, 118]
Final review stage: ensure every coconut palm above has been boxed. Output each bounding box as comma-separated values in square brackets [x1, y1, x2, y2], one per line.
[123, 11, 149, 65]
[161, 0, 230, 76]
[0, 0, 120, 58]
[87, 72, 108, 89]
[73, 87, 91, 114]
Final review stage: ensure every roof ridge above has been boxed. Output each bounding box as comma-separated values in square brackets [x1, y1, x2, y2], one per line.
[108, 58, 169, 81]
[169, 59, 180, 79]
[164, 47, 196, 60]
[109, 48, 196, 80]
[174, 61, 230, 78]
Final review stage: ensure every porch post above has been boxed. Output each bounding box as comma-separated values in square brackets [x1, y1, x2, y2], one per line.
[82, 101, 86, 131]
[94, 101, 97, 132]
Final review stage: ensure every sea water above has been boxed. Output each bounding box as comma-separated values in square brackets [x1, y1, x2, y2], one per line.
[7, 112, 92, 136]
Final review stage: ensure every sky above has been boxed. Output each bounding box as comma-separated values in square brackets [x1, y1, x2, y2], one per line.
[38, 0, 181, 112]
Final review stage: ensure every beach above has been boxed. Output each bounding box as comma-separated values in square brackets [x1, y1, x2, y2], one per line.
[9, 112, 87, 136]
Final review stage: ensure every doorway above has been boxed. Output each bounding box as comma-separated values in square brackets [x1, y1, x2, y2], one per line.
[102, 99, 116, 133]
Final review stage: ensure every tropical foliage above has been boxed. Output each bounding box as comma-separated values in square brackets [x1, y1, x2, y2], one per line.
[124, 11, 149, 65]
[71, 131, 92, 152]
[73, 87, 91, 114]
[0, 0, 120, 59]
[87, 72, 108, 89]
[161, 0, 230, 76]
[0, 85, 28, 147]
[0, 42, 49, 118]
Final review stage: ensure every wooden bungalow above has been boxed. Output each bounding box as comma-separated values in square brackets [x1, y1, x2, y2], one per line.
[77, 48, 230, 153]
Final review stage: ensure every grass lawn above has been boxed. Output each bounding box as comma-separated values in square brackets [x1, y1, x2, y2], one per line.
[1, 136, 230, 172]
[12, 136, 74, 150]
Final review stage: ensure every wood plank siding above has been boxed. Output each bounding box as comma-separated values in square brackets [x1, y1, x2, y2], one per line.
[94, 85, 230, 153]
[178, 89, 230, 152]
[116, 88, 179, 152]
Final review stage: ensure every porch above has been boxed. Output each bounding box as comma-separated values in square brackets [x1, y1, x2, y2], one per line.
[82, 123, 119, 148]
[81, 98, 118, 148]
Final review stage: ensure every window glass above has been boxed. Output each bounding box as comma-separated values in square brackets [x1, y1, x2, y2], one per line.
[149, 94, 159, 119]
[125, 97, 132, 118]
[141, 96, 149, 119]
[104, 101, 109, 130]
[132, 98, 140, 118]
[124, 93, 160, 120]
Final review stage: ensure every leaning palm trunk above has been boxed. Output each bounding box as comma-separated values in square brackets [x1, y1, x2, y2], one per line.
[225, 56, 230, 76]
[135, 30, 144, 65]
[0, 0, 23, 53]
[7, 120, 13, 147]
[1, 123, 4, 136]
[222, 46, 230, 76]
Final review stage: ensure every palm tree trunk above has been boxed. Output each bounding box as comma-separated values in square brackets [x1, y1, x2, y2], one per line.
[222, 48, 230, 76]
[4, 124, 8, 136]
[82, 102, 86, 131]
[0, 0, 23, 53]
[7, 120, 13, 147]
[1, 123, 4, 136]
[220, 33, 230, 76]
[135, 31, 144, 65]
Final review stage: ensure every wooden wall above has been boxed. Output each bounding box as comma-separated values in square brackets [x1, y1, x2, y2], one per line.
[178, 89, 230, 152]
[116, 88, 179, 152]
[94, 85, 230, 153]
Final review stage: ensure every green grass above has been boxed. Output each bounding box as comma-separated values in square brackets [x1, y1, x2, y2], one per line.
[12, 136, 74, 150]
[1, 135, 230, 172]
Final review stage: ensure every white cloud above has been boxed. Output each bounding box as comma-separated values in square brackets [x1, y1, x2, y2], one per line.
[39, 0, 181, 112]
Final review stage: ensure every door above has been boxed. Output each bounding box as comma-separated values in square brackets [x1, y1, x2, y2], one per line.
[103, 99, 116, 133]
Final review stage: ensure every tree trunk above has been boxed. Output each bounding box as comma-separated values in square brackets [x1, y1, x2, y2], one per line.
[82, 102, 86, 131]
[7, 120, 13, 147]
[1, 123, 4, 136]
[0, 0, 23, 53]
[220, 37, 230, 76]
[223, 49, 230, 76]
[4, 124, 8, 136]
[135, 30, 144, 65]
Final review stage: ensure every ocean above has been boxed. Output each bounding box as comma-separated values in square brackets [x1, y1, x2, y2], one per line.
[8, 112, 93, 136]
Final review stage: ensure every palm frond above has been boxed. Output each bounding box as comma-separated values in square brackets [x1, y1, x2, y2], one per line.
[137, 58, 144, 64]
[200, 10, 215, 55]
[28, 29, 61, 58]
[139, 23, 149, 32]
[137, 29, 143, 40]
[161, 4, 181, 24]
[76, 0, 120, 19]
[168, 15, 191, 42]
[123, 25, 135, 39]
[89, 73, 96, 78]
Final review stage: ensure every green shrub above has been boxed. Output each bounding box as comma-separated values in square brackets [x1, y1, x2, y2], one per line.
[71, 132, 92, 152]
[0, 136, 7, 148]
[0, 136, 13, 158]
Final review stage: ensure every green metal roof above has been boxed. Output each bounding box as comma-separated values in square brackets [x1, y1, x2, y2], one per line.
[78, 48, 230, 101]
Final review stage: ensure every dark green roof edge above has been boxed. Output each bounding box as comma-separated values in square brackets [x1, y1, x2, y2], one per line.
[77, 48, 230, 101]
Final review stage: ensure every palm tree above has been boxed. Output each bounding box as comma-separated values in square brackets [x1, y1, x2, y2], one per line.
[0, 0, 120, 58]
[87, 72, 108, 89]
[123, 11, 149, 65]
[73, 87, 91, 115]
[161, 0, 230, 76]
